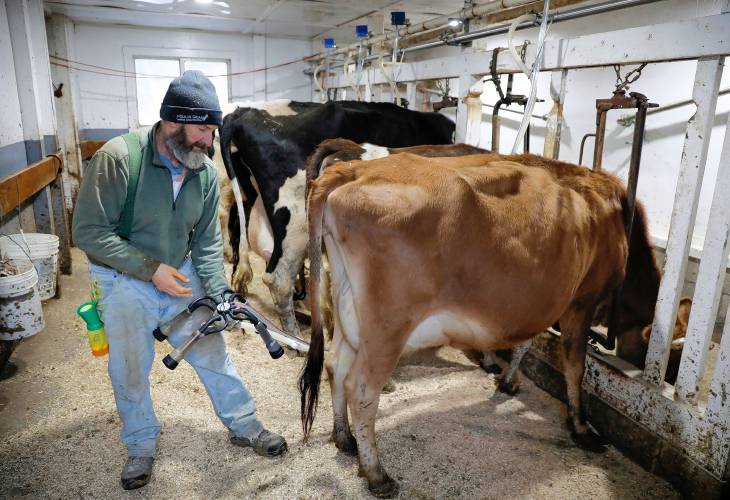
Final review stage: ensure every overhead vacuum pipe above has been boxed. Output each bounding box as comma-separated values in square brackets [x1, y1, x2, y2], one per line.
[319, 0, 663, 71]
[305, 0, 543, 62]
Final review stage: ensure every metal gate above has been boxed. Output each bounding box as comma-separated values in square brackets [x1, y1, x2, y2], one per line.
[313, 6, 730, 496]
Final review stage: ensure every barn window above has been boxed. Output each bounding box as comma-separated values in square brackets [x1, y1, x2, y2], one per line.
[181, 59, 230, 105]
[134, 57, 230, 126]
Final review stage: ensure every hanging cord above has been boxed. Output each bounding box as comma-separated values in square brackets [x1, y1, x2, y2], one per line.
[355, 45, 366, 100]
[342, 46, 366, 100]
[0, 233, 38, 273]
[510, 0, 552, 154]
[378, 42, 406, 105]
[49, 54, 306, 79]
[313, 63, 325, 94]
[507, 14, 533, 77]
[15, 179, 30, 252]
[0, 153, 62, 274]
[0, 180, 39, 276]
[342, 51, 359, 97]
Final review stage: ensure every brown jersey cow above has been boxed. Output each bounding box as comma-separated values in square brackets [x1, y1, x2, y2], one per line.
[300, 152, 690, 497]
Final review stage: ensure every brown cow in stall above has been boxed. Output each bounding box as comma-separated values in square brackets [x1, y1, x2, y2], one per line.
[306, 143, 689, 390]
[305, 139, 529, 389]
[300, 152, 691, 497]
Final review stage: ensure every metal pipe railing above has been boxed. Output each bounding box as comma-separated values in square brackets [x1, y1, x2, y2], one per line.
[617, 87, 730, 126]
[317, 0, 663, 72]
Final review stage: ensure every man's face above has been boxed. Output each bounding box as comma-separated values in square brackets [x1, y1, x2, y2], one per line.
[165, 124, 217, 169]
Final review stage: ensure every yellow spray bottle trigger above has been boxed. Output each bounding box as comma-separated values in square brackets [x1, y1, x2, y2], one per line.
[77, 301, 109, 357]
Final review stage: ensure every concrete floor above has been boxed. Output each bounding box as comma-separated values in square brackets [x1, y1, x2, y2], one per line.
[0, 248, 680, 498]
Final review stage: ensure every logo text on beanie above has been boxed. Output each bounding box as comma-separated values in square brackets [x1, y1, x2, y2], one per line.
[176, 113, 209, 122]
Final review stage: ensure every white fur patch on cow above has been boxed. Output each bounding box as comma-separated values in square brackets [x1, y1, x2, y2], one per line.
[360, 143, 391, 161]
[248, 176, 274, 261]
[271, 170, 308, 274]
[403, 312, 489, 355]
[220, 99, 299, 119]
[220, 101, 245, 116]
[249, 198, 273, 261]
[245, 99, 298, 116]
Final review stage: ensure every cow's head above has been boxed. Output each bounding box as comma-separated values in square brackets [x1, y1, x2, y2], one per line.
[617, 297, 692, 384]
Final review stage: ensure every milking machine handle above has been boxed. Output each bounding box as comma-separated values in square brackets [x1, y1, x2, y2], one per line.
[228, 300, 285, 359]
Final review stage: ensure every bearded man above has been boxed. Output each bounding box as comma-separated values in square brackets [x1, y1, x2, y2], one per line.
[72, 71, 287, 491]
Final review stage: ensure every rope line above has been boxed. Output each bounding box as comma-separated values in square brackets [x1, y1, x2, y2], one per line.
[49, 54, 307, 79]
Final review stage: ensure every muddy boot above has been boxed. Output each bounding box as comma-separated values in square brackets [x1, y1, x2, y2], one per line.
[230, 429, 288, 457]
[121, 456, 154, 490]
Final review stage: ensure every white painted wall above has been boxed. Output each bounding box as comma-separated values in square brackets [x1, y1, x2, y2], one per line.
[264, 37, 313, 100]
[28, 0, 55, 139]
[460, 0, 729, 251]
[1, 0, 57, 177]
[70, 24, 312, 133]
[0, 0, 24, 150]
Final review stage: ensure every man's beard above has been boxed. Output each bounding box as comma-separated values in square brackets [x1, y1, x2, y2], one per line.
[165, 128, 207, 170]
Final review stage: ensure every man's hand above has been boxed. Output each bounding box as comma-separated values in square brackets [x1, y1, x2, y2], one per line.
[152, 263, 193, 297]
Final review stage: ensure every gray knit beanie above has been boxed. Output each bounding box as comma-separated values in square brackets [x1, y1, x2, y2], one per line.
[160, 70, 223, 126]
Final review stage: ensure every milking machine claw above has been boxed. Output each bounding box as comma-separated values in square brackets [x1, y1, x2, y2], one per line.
[153, 290, 309, 370]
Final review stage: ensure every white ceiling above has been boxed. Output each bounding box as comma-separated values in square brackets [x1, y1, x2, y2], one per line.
[44, 0, 466, 44]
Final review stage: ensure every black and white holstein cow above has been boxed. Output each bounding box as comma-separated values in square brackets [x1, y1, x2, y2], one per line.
[213, 100, 321, 277]
[219, 100, 455, 336]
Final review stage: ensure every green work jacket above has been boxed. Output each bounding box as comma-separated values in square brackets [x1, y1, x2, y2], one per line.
[72, 123, 228, 296]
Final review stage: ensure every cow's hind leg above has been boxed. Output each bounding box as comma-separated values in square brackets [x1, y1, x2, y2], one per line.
[230, 203, 253, 295]
[346, 349, 400, 498]
[496, 340, 532, 395]
[560, 305, 606, 452]
[264, 270, 301, 337]
[220, 183, 235, 263]
[325, 328, 357, 454]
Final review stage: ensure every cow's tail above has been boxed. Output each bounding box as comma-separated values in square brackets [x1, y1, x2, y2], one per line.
[219, 118, 250, 283]
[219, 118, 237, 180]
[304, 138, 364, 191]
[299, 166, 355, 441]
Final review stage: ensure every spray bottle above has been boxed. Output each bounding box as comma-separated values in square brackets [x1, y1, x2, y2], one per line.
[77, 302, 109, 356]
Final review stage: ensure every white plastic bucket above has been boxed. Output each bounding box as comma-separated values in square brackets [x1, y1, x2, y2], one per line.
[0, 233, 59, 300]
[0, 261, 45, 340]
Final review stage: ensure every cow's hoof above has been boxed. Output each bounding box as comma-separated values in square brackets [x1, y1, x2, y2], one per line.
[333, 433, 358, 456]
[368, 475, 399, 498]
[496, 376, 520, 395]
[381, 379, 396, 394]
[571, 429, 607, 453]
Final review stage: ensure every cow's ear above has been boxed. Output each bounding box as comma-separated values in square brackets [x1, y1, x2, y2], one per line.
[677, 297, 692, 326]
[641, 325, 652, 344]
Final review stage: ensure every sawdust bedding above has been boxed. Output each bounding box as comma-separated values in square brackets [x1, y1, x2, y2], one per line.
[0, 249, 678, 498]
